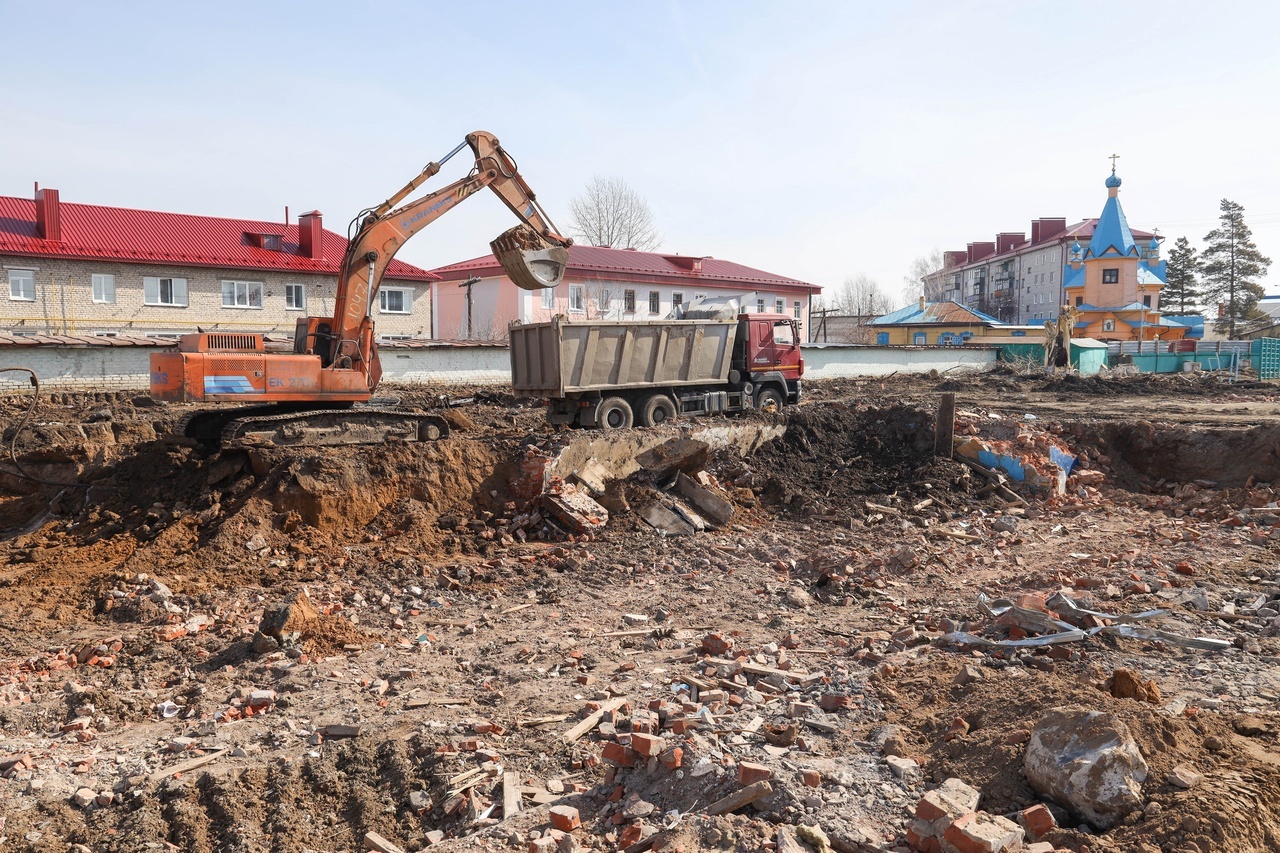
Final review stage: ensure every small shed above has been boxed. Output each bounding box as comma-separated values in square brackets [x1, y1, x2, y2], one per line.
[1070, 338, 1108, 376]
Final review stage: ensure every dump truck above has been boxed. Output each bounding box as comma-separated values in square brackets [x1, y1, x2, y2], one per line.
[508, 312, 803, 428]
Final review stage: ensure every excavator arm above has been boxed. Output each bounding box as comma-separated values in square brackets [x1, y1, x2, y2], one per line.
[327, 130, 571, 381]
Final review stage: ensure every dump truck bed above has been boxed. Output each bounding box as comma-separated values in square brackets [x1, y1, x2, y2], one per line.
[509, 316, 738, 396]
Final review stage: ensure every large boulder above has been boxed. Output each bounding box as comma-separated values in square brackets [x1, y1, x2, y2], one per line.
[1023, 707, 1147, 830]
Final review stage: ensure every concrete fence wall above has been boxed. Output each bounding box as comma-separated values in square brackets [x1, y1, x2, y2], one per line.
[0, 341, 996, 394]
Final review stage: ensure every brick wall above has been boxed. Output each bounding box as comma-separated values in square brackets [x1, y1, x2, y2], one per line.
[0, 255, 431, 338]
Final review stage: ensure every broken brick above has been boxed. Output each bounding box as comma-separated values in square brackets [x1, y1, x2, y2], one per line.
[737, 761, 772, 785]
[549, 804, 580, 832]
[1019, 803, 1056, 838]
[630, 732, 665, 757]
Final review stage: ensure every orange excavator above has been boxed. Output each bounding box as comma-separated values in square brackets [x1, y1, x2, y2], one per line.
[150, 131, 571, 448]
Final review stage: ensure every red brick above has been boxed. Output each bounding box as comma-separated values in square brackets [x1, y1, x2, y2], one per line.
[528, 838, 557, 853]
[943, 812, 1024, 853]
[801, 769, 821, 787]
[548, 805, 580, 832]
[1020, 804, 1056, 838]
[668, 717, 692, 734]
[819, 693, 854, 712]
[737, 761, 772, 785]
[601, 742, 636, 767]
[659, 747, 683, 770]
[631, 732, 665, 757]
[618, 824, 643, 847]
[1004, 729, 1031, 745]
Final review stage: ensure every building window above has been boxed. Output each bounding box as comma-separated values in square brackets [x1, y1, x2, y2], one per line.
[599, 289, 611, 309]
[144, 277, 188, 307]
[379, 287, 413, 313]
[624, 289, 636, 313]
[672, 292, 684, 307]
[793, 300, 801, 320]
[1075, 296, 1083, 307]
[541, 286, 555, 309]
[648, 291, 660, 314]
[8, 269, 35, 301]
[1102, 268, 1119, 284]
[92, 274, 116, 304]
[222, 280, 264, 308]
[775, 298, 784, 313]
[92, 330, 118, 337]
[569, 284, 585, 313]
[378, 333, 413, 341]
[756, 298, 765, 313]
[285, 283, 306, 310]
[1143, 295, 1152, 308]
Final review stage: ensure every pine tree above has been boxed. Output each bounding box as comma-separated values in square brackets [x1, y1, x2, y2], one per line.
[1164, 236, 1202, 314]
[1201, 199, 1271, 337]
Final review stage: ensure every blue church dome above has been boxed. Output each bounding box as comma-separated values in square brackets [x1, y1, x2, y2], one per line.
[1105, 171, 1122, 189]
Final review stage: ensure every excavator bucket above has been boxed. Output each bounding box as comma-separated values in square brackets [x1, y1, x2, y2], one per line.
[491, 225, 570, 291]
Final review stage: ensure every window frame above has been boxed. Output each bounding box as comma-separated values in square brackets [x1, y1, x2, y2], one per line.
[8, 268, 35, 301]
[221, 279, 264, 309]
[793, 300, 801, 320]
[285, 283, 306, 311]
[92, 273, 116, 304]
[647, 290, 660, 315]
[671, 291, 683, 307]
[379, 287, 413, 314]
[540, 285, 555, 310]
[775, 298, 784, 314]
[756, 298, 765, 313]
[143, 276, 189, 307]
[623, 289, 636, 313]
[1102, 268, 1119, 284]
[569, 284, 585, 313]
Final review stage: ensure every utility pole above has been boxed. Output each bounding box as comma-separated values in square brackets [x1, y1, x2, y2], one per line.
[458, 276, 481, 339]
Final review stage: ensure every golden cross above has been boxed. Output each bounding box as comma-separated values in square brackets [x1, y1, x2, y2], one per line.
[1108, 153, 1120, 172]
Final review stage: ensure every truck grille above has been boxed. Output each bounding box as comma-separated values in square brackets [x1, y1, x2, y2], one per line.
[206, 334, 260, 351]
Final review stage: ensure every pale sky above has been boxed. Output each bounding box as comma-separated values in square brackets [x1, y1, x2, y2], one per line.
[2, 1, 1277, 307]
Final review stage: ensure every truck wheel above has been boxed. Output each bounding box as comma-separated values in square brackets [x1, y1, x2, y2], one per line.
[639, 394, 677, 427]
[598, 397, 634, 430]
[755, 387, 784, 413]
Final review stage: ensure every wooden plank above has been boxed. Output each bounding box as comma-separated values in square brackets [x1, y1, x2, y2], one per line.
[561, 697, 628, 743]
[705, 780, 772, 815]
[502, 771, 521, 819]
[407, 696, 471, 708]
[935, 392, 956, 458]
[146, 748, 229, 785]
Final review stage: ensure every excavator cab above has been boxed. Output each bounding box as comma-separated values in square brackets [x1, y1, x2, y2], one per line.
[491, 225, 570, 291]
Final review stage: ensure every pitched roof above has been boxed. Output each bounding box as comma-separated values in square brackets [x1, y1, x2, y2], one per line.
[430, 244, 820, 293]
[0, 194, 437, 281]
[870, 300, 1004, 326]
[1085, 190, 1139, 260]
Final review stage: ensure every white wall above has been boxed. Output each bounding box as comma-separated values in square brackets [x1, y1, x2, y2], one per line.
[0, 340, 996, 393]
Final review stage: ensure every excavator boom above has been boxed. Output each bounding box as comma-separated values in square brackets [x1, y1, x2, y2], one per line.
[151, 131, 571, 448]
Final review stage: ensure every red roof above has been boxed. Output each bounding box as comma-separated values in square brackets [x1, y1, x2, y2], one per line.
[0, 194, 437, 281]
[430, 244, 820, 293]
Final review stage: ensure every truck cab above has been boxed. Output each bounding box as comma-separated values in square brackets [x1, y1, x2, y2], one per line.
[736, 313, 804, 409]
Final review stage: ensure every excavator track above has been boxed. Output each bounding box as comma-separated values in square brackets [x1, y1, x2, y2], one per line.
[174, 404, 449, 450]
[219, 407, 450, 449]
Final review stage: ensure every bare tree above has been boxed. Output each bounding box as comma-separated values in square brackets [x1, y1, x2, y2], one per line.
[831, 274, 894, 317]
[568, 176, 662, 251]
[902, 249, 948, 301]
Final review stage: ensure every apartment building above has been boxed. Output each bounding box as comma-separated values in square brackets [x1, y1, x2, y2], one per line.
[0, 187, 437, 339]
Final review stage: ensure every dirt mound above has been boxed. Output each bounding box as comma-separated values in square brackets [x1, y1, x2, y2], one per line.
[743, 403, 972, 514]
[879, 657, 1280, 852]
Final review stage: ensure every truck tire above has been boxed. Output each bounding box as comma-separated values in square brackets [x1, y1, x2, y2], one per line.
[755, 386, 784, 413]
[639, 394, 677, 427]
[598, 396, 634, 430]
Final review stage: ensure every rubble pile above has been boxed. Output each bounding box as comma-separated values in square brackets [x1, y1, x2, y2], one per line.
[3, 376, 1280, 851]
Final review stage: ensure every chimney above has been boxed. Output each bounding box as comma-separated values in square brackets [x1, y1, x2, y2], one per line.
[1039, 218, 1067, 240]
[299, 210, 323, 259]
[35, 187, 61, 242]
[919, 296, 927, 311]
[996, 232, 1025, 254]
[1031, 220, 1042, 244]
